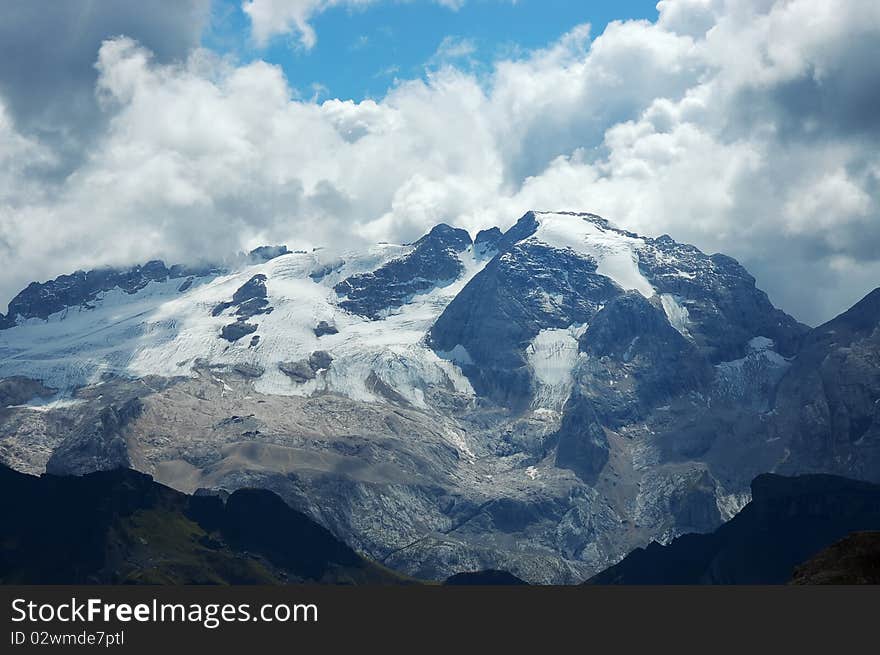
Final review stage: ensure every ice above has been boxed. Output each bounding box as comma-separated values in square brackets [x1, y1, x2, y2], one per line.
[660, 294, 691, 337]
[0, 241, 484, 408]
[526, 326, 583, 411]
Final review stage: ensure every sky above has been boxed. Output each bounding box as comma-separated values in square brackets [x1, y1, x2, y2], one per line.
[205, 1, 660, 101]
[0, 0, 879, 326]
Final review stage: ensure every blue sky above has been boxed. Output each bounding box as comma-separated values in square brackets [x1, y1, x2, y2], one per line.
[205, 0, 660, 100]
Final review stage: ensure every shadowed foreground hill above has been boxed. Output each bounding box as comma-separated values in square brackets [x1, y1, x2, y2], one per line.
[791, 532, 880, 585]
[0, 465, 408, 585]
[586, 474, 880, 585]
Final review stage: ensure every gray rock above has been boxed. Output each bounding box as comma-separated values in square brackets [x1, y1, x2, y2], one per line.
[279, 360, 316, 383]
[233, 363, 265, 378]
[334, 224, 472, 319]
[46, 398, 143, 476]
[313, 321, 339, 337]
[220, 321, 258, 343]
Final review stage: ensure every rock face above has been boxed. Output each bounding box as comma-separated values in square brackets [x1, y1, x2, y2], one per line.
[772, 288, 880, 482]
[0, 377, 54, 408]
[46, 398, 143, 476]
[279, 352, 333, 384]
[0, 210, 876, 585]
[334, 224, 473, 319]
[586, 474, 880, 585]
[429, 233, 621, 406]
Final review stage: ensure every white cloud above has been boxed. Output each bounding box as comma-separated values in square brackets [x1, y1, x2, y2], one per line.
[1, 0, 879, 325]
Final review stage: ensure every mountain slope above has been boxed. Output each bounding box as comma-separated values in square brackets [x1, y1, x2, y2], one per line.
[0, 464, 407, 584]
[0, 210, 875, 584]
[790, 532, 880, 585]
[586, 474, 880, 584]
[772, 288, 880, 481]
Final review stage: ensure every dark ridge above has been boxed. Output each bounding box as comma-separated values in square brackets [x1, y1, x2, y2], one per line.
[586, 473, 880, 585]
[0, 464, 408, 585]
[790, 531, 880, 585]
[0, 260, 221, 329]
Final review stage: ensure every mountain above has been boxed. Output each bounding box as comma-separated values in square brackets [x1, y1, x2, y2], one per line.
[771, 288, 880, 480]
[585, 474, 880, 584]
[790, 532, 880, 585]
[0, 210, 876, 584]
[0, 464, 406, 584]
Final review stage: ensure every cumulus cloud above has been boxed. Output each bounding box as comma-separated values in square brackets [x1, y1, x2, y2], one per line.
[0, 0, 879, 326]
[0, 0, 210, 151]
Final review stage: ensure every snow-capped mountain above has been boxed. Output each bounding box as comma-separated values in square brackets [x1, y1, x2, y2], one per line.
[1, 211, 877, 583]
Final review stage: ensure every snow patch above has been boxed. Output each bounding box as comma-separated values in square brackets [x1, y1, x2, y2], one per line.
[9, 396, 85, 412]
[527, 213, 655, 298]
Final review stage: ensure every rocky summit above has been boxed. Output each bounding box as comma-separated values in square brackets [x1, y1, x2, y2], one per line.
[0, 211, 877, 584]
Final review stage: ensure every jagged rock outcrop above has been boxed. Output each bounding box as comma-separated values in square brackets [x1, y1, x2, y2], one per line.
[335, 224, 472, 319]
[213, 274, 273, 343]
[0, 260, 218, 328]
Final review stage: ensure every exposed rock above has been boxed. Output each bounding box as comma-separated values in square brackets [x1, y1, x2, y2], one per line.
[309, 351, 333, 371]
[335, 224, 472, 319]
[247, 245, 290, 263]
[772, 288, 880, 482]
[474, 227, 503, 257]
[46, 398, 143, 476]
[430, 212, 806, 407]
[577, 292, 711, 424]
[278, 352, 332, 384]
[429, 239, 620, 407]
[0, 260, 218, 328]
[0, 377, 55, 408]
[233, 364, 265, 378]
[212, 274, 272, 319]
[279, 360, 316, 383]
[220, 321, 258, 343]
[313, 320, 339, 337]
[553, 398, 609, 484]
